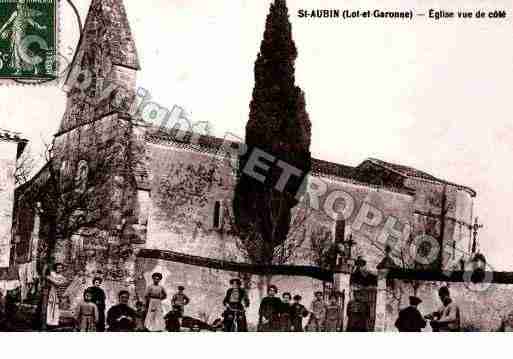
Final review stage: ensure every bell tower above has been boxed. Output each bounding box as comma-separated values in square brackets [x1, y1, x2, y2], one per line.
[47, 0, 142, 305]
[59, 0, 140, 135]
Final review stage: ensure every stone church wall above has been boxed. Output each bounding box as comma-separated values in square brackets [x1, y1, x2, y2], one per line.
[42, 113, 144, 309]
[145, 141, 415, 273]
[292, 175, 415, 271]
[405, 177, 474, 269]
[146, 142, 244, 261]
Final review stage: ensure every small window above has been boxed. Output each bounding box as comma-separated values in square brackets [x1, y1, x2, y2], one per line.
[213, 201, 222, 229]
[452, 240, 456, 259]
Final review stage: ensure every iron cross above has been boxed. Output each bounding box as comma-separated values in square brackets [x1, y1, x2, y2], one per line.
[471, 217, 484, 254]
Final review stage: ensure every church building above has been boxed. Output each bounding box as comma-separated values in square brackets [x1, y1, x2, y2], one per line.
[9, 0, 476, 327]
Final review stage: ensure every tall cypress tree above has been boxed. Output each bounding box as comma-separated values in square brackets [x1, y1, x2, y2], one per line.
[233, 0, 312, 266]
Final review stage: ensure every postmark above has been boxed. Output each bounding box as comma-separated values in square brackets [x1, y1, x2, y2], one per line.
[0, 0, 57, 82]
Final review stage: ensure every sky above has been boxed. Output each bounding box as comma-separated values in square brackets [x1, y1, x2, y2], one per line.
[0, 0, 512, 269]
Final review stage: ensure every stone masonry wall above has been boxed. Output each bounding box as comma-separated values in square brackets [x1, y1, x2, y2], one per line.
[405, 177, 474, 269]
[136, 257, 324, 329]
[146, 140, 416, 273]
[147, 142, 243, 261]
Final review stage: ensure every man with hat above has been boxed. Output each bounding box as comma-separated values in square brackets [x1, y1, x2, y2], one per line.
[395, 296, 426, 332]
[222, 278, 249, 331]
[425, 286, 461, 332]
[86, 277, 106, 331]
[346, 290, 370, 332]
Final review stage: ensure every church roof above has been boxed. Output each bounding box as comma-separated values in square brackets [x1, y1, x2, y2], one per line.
[362, 158, 476, 197]
[142, 126, 476, 198]
[311, 158, 357, 180]
[0, 128, 26, 143]
[143, 127, 413, 195]
[0, 128, 28, 157]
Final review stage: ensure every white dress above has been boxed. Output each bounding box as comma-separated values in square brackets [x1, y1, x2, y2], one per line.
[46, 271, 67, 326]
[144, 285, 166, 331]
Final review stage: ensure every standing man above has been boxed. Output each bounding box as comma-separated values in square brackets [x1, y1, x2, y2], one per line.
[222, 278, 250, 332]
[395, 296, 426, 332]
[306, 291, 327, 331]
[86, 277, 106, 332]
[171, 286, 190, 317]
[346, 290, 370, 332]
[426, 286, 461, 332]
[324, 294, 343, 332]
[258, 285, 282, 332]
[290, 295, 309, 332]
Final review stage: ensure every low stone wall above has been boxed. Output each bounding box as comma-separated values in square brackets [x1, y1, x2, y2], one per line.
[136, 257, 324, 328]
[384, 279, 513, 332]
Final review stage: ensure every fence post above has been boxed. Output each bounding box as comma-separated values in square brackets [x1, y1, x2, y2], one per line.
[375, 269, 389, 332]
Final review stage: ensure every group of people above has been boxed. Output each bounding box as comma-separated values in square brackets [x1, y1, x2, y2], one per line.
[222, 278, 343, 332]
[43, 266, 482, 333]
[73, 274, 346, 332]
[395, 286, 461, 332]
[12, 266, 513, 332]
[72, 272, 190, 332]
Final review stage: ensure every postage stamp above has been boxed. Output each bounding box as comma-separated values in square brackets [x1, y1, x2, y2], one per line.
[0, 0, 57, 82]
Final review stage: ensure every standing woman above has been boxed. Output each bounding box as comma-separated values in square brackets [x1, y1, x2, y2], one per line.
[46, 263, 68, 329]
[144, 272, 167, 332]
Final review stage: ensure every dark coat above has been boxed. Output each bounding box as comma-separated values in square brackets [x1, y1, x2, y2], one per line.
[106, 304, 137, 332]
[395, 306, 427, 332]
[291, 303, 309, 332]
[258, 296, 282, 332]
[280, 302, 293, 331]
[164, 310, 181, 332]
[86, 286, 106, 331]
[223, 288, 250, 309]
[346, 299, 370, 332]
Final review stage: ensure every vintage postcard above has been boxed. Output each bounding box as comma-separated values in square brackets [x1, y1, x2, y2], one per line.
[0, 0, 512, 339]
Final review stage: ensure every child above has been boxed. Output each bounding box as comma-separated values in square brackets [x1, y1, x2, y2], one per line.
[75, 289, 98, 332]
[306, 291, 326, 332]
[164, 304, 182, 332]
[171, 286, 190, 316]
[134, 301, 147, 331]
[324, 294, 343, 332]
[144, 272, 167, 332]
[291, 295, 309, 332]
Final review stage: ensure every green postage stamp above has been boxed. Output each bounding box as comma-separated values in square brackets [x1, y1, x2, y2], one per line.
[0, 0, 57, 82]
